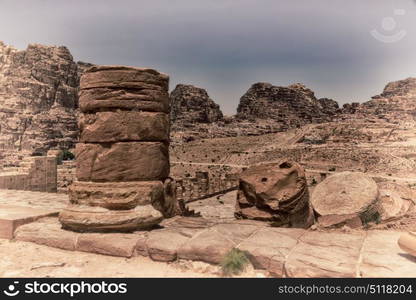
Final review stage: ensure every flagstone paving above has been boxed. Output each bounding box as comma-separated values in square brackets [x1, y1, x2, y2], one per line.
[1, 189, 416, 277]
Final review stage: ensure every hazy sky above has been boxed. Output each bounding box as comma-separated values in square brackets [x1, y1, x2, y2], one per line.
[0, 0, 415, 114]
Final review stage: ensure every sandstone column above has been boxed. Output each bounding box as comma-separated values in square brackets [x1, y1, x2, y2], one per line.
[59, 65, 172, 232]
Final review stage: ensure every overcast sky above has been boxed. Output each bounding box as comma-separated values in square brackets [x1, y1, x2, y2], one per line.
[0, 0, 415, 114]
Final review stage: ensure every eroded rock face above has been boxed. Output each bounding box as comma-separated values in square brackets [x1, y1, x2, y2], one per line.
[349, 77, 416, 121]
[0, 41, 85, 165]
[170, 84, 223, 124]
[236, 83, 339, 126]
[59, 65, 173, 232]
[311, 172, 379, 228]
[235, 160, 314, 228]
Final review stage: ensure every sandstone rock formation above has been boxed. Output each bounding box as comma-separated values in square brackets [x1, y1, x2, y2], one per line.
[59, 65, 173, 232]
[0, 41, 85, 166]
[346, 77, 416, 121]
[311, 172, 379, 228]
[235, 160, 314, 228]
[170, 84, 223, 124]
[236, 83, 339, 128]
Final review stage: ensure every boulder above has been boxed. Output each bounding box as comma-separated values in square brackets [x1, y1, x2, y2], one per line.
[76, 142, 169, 182]
[311, 171, 379, 228]
[376, 182, 415, 221]
[68, 181, 164, 210]
[0, 42, 83, 163]
[235, 161, 314, 228]
[59, 205, 163, 232]
[79, 111, 170, 143]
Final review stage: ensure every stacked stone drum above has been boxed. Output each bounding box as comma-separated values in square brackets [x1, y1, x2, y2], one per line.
[59, 65, 173, 232]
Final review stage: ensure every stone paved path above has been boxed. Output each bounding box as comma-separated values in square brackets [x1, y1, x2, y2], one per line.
[1, 189, 416, 277]
[0, 189, 68, 210]
[12, 216, 416, 278]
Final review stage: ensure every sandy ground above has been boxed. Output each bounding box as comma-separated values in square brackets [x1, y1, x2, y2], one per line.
[0, 239, 219, 278]
[0, 239, 265, 278]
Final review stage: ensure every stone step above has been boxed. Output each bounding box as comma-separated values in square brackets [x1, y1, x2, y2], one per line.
[0, 204, 59, 239]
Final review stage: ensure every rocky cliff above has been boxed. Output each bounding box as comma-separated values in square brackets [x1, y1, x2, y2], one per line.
[236, 82, 339, 128]
[353, 77, 416, 121]
[170, 84, 223, 124]
[0, 41, 87, 165]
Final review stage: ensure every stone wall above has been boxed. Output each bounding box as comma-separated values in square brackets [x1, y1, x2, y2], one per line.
[175, 172, 239, 203]
[0, 156, 57, 192]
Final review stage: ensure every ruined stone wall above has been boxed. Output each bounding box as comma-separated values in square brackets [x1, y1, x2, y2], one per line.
[175, 172, 239, 203]
[0, 156, 57, 192]
[0, 41, 93, 167]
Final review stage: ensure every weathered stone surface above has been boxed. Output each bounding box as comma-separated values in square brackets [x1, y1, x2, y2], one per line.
[236, 82, 339, 125]
[178, 229, 235, 264]
[80, 65, 169, 90]
[235, 161, 314, 228]
[76, 142, 169, 182]
[77, 233, 138, 257]
[238, 228, 305, 277]
[351, 77, 416, 121]
[79, 89, 169, 113]
[376, 182, 415, 221]
[159, 178, 180, 218]
[161, 216, 216, 230]
[79, 111, 169, 143]
[78, 66, 170, 114]
[0, 204, 58, 239]
[68, 181, 164, 210]
[134, 233, 149, 257]
[59, 205, 163, 232]
[398, 232, 416, 258]
[14, 218, 78, 250]
[0, 41, 84, 164]
[212, 223, 260, 244]
[360, 231, 416, 277]
[170, 84, 223, 124]
[147, 229, 191, 262]
[311, 172, 379, 227]
[285, 231, 365, 277]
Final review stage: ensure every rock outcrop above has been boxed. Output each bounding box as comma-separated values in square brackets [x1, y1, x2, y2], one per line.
[0, 41, 86, 166]
[236, 83, 339, 128]
[345, 77, 416, 121]
[170, 84, 223, 124]
[235, 160, 314, 228]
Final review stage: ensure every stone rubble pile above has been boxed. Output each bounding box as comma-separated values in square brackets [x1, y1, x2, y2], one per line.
[59, 65, 175, 232]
